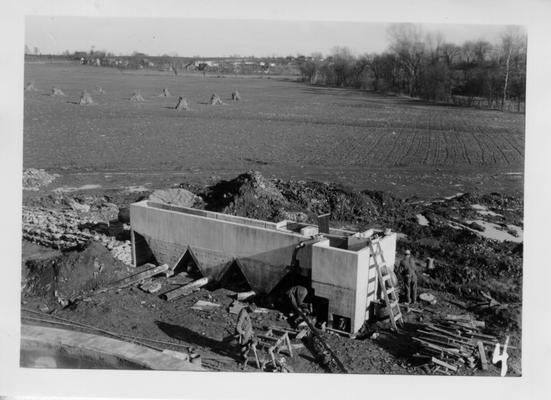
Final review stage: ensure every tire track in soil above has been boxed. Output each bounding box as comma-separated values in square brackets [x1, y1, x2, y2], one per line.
[396, 129, 417, 167]
[383, 130, 403, 167]
[486, 132, 512, 166]
[500, 133, 525, 160]
[364, 129, 388, 166]
[473, 121, 500, 165]
[478, 131, 499, 165]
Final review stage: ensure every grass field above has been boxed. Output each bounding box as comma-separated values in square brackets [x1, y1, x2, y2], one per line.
[23, 63, 525, 198]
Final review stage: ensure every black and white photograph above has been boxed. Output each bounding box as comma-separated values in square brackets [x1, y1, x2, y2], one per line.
[1, 0, 550, 399]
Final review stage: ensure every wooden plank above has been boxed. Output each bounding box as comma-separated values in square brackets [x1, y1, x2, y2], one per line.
[161, 277, 210, 301]
[477, 341, 488, 370]
[412, 338, 463, 358]
[445, 314, 473, 321]
[113, 264, 170, 289]
[431, 357, 458, 372]
[425, 324, 468, 341]
[417, 330, 475, 347]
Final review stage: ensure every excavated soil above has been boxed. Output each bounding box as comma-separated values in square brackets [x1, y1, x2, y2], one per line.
[21, 171, 523, 375]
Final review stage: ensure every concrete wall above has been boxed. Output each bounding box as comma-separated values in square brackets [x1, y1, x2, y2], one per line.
[311, 240, 361, 331]
[131, 201, 315, 294]
[130, 201, 397, 333]
[311, 233, 397, 333]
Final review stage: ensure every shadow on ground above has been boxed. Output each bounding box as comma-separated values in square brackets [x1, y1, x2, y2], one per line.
[155, 320, 240, 362]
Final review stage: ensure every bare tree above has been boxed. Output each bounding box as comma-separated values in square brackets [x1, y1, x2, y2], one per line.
[387, 23, 426, 96]
[500, 26, 526, 109]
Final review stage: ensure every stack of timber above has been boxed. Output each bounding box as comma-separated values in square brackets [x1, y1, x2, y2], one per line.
[411, 315, 507, 374]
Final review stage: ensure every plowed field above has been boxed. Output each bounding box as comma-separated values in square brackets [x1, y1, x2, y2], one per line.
[24, 63, 525, 198]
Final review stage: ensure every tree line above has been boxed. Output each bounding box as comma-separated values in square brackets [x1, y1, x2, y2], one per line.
[298, 24, 526, 112]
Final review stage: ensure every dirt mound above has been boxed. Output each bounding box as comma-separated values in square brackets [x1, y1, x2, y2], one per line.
[200, 171, 288, 220]
[231, 91, 240, 101]
[275, 180, 382, 224]
[159, 88, 171, 97]
[209, 93, 224, 105]
[130, 91, 145, 102]
[174, 96, 190, 111]
[51, 87, 65, 96]
[79, 91, 94, 105]
[197, 172, 385, 223]
[22, 241, 128, 306]
[23, 168, 60, 190]
[149, 188, 202, 208]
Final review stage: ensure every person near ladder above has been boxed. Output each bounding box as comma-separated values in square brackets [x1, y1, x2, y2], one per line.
[235, 304, 257, 368]
[398, 249, 419, 305]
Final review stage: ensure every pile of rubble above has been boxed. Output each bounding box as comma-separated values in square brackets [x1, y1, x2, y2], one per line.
[411, 315, 509, 375]
[22, 206, 94, 250]
[22, 206, 133, 265]
[23, 168, 60, 191]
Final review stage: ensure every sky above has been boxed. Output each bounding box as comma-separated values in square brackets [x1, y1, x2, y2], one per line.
[25, 16, 511, 57]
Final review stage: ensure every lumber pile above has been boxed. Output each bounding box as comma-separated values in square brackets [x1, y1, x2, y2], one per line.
[411, 315, 503, 374]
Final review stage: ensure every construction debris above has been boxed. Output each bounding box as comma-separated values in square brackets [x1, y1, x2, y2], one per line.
[419, 292, 437, 305]
[162, 277, 210, 301]
[477, 341, 488, 370]
[114, 264, 168, 287]
[411, 316, 505, 374]
[191, 300, 221, 311]
[139, 280, 163, 294]
[236, 290, 256, 301]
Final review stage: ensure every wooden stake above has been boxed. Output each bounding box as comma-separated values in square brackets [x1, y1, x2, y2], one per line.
[477, 341, 488, 370]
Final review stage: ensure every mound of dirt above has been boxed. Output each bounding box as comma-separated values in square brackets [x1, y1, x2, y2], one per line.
[22, 241, 128, 306]
[130, 91, 145, 102]
[209, 93, 224, 105]
[79, 91, 94, 105]
[174, 96, 190, 111]
[275, 180, 382, 224]
[200, 171, 288, 220]
[23, 168, 60, 190]
[51, 87, 65, 96]
[231, 91, 240, 101]
[149, 188, 203, 208]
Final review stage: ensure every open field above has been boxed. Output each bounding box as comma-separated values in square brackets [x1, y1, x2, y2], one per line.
[24, 62, 525, 198]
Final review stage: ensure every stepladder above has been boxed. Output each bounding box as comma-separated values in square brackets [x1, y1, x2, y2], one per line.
[369, 239, 403, 331]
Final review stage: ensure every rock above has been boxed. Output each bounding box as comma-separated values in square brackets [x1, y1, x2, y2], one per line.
[419, 292, 437, 305]
[139, 280, 162, 294]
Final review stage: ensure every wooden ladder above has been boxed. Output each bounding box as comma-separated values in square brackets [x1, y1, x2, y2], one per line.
[369, 239, 403, 331]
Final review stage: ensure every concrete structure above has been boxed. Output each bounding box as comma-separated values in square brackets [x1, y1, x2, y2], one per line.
[21, 324, 203, 370]
[130, 201, 396, 333]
